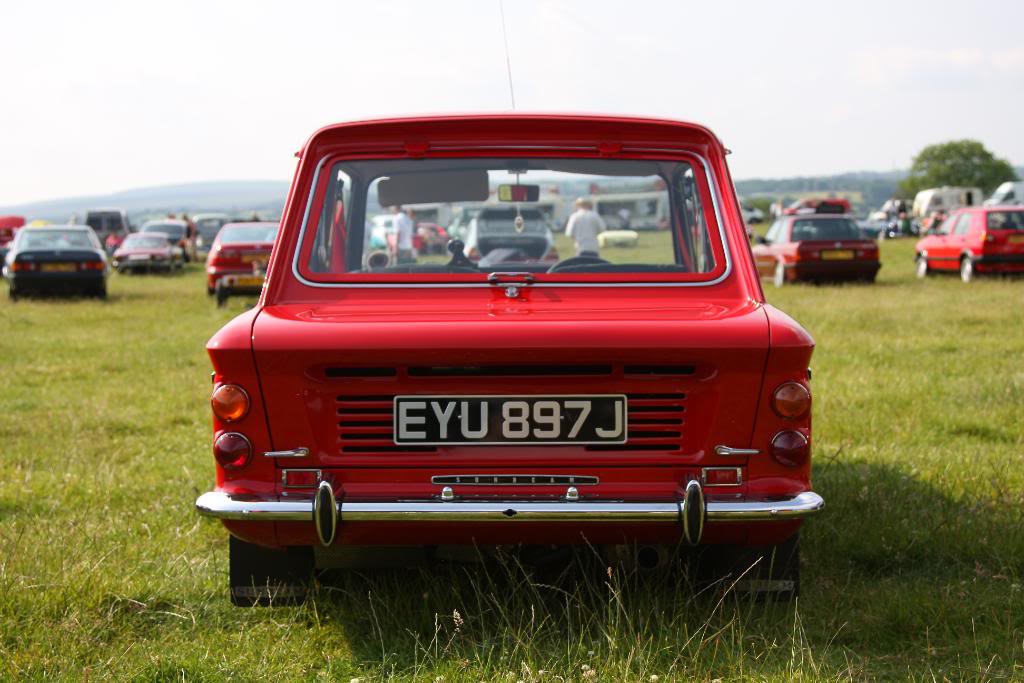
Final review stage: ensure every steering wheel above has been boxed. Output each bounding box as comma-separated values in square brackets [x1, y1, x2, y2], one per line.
[547, 255, 611, 273]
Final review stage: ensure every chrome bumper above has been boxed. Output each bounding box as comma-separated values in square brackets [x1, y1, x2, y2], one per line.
[196, 484, 824, 546]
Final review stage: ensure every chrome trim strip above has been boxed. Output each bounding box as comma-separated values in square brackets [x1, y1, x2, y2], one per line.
[290, 152, 733, 289]
[714, 445, 760, 456]
[431, 474, 599, 486]
[264, 448, 310, 458]
[195, 491, 823, 523]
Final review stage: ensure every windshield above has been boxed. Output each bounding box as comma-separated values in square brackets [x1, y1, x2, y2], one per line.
[986, 211, 1024, 231]
[791, 218, 863, 241]
[219, 224, 278, 244]
[196, 218, 228, 241]
[86, 213, 123, 233]
[300, 156, 723, 281]
[19, 229, 96, 250]
[123, 234, 169, 249]
[142, 223, 185, 240]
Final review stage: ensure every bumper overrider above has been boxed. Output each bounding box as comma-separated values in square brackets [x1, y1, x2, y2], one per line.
[195, 481, 825, 547]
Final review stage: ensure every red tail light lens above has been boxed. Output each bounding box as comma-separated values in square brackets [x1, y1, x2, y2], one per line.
[214, 432, 252, 469]
[770, 430, 809, 468]
[211, 384, 249, 422]
[11, 262, 37, 272]
[772, 382, 811, 419]
[78, 261, 105, 271]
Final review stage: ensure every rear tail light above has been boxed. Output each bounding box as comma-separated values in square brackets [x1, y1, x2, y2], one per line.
[772, 381, 811, 419]
[11, 262, 37, 272]
[214, 432, 252, 469]
[211, 384, 250, 422]
[702, 467, 742, 486]
[770, 430, 809, 468]
[78, 261, 105, 271]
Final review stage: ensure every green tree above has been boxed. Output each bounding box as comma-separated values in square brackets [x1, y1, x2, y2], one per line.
[898, 140, 1018, 197]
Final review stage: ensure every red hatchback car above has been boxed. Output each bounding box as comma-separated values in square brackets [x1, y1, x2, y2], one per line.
[204, 221, 279, 296]
[752, 214, 880, 286]
[194, 115, 824, 605]
[914, 206, 1024, 282]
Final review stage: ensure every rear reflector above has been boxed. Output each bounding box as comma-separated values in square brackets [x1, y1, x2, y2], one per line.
[770, 430, 809, 468]
[702, 467, 742, 486]
[283, 469, 322, 488]
[214, 432, 252, 469]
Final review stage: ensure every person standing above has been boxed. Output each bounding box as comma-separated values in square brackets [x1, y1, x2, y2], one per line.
[565, 198, 606, 257]
[391, 206, 415, 264]
[182, 212, 197, 262]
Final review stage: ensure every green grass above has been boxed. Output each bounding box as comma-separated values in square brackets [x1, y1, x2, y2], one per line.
[1, 244, 1023, 681]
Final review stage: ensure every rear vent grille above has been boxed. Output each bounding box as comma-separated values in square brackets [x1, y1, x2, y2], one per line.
[326, 367, 397, 378]
[432, 474, 599, 486]
[586, 392, 685, 452]
[337, 396, 434, 454]
[408, 365, 613, 377]
[624, 365, 695, 376]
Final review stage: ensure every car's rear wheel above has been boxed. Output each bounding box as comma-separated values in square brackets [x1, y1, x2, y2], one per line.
[229, 536, 312, 606]
[960, 256, 976, 283]
[772, 261, 786, 288]
[693, 533, 800, 601]
[915, 254, 929, 279]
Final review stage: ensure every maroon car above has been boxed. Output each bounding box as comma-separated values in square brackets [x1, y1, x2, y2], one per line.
[112, 233, 184, 273]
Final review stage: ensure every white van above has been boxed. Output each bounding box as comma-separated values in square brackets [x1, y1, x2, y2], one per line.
[912, 186, 984, 218]
[589, 191, 669, 231]
[984, 181, 1024, 206]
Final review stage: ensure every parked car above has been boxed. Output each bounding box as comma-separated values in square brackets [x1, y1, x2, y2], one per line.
[783, 198, 851, 216]
[204, 221, 278, 300]
[139, 219, 190, 260]
[0, 215, 26, 261]
[589, 191, 670, 231]
[740, 203, 765, 224]
[984, 181, 1024, 206]
[193, 213, 232, 255]
[111, 232, 184, 273]
[2, 225, 108, 299]
[194, 114, 823, 606]
[416, 222, 449, 255]
[914, 206, 1024, 282]
[82, 209, 132, 254]
[753, 214, 880, 286]
[458, 207, 558, 263]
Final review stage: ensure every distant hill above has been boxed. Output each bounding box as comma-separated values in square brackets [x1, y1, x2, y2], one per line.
[0, 180, 290, 224]
[3, 167, 1020, 224]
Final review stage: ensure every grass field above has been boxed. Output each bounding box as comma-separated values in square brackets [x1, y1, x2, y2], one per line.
[1, 238, 1022, 681]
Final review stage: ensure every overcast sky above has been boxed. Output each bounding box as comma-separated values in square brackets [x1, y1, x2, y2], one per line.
[2, 0, 1022, 205]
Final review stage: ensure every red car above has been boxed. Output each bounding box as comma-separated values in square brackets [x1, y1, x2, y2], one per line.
[914, 206, 1024, 282]
[194, 114, 823, 605]
[204, 221, 279, 296]
[111, 232, 184, 273]
[0, 215, 26, 259]
[782, 198, 851, 216]
[753, 214, 880, 286]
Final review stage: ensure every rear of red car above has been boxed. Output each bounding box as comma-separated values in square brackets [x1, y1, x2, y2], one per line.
[972, 208, 1024, 274]
[204, 221, 278, 294]
[786, 216, 880, 283]
[194, 115, 823, 605]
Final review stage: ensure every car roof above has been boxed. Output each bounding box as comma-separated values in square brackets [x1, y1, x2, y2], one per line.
[142, 219, 187, 226]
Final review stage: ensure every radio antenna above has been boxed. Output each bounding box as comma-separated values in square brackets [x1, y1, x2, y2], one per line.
[498, 0, 517, 110]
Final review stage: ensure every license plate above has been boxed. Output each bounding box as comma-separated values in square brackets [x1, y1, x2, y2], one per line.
[231, 275, 264, 287]
[821, 250, 854, 260]
[241, 254, 265, 264]
[1008, 235, 1024, 244]
[128, 254, 149, 260]
[394, 395, 628, 445]
[40, 263, 76, 272]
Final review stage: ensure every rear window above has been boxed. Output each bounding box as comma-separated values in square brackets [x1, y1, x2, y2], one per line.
[986, 211, 1024, 231]
[790, 218, 863, 241]
[19, 229, 96, 250]
[219, 224, 278, 244]
[123, 235, 169, 249]
[299, 156, 725, 283]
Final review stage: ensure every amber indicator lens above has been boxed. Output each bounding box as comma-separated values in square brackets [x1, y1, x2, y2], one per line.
[214, 432, 252, 469]
[772, 382, 811, 419]
[770, 430, 809, 468]
[211, 384, 249, 422]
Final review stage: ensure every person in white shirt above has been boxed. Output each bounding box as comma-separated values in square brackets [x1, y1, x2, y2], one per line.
[391, 206, 415, 264]
[565, 198, 606, 256]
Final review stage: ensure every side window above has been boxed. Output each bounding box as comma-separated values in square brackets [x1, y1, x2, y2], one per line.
[953, 213, 972, 236]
